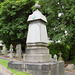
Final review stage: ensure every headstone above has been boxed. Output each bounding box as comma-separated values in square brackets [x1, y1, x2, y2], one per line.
[9, 44, 13, 60]
[16, 45, 19, 57]
[4, 48, 8, 55]
[2, 44, 6, 54]
[58, 52, 63, 61]
[9, 44, 13, 53]
[54, 54, 57, 62]
[16, 44, 22, 58]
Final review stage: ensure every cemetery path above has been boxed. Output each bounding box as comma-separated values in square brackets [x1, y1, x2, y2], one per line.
[0, 56, 9, 61]
[65, 72, 75, 75]
[0, 72, 3, 75]
[0, 57, 9, 60]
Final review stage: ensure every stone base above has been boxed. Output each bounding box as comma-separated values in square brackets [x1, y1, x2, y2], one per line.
[8, 61, 64, 75]
[23, 46, 51, 63]
[23, 54, 51, 62]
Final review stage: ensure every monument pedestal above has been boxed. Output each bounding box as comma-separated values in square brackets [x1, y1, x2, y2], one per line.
[8, 61, 64, 75]
[23, 43, 51, 63]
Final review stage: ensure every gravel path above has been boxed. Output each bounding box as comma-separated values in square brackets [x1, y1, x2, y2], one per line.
[0, 57, 9, 60]
[65, 72, 75, 75]
[0, 72, 3, 75]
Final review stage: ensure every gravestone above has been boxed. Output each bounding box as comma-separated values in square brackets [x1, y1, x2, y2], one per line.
[9, 44, 13, 60]
[8, 3, 64, 75]
[2, 44, 6, 54]
[54, 54, 57, 62]
[16, 44, 22, 58]
[4, 48, 8, 55]
[9, 44, 13, 53]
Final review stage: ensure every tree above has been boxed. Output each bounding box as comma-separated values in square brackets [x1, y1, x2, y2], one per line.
[0, 0, 4, 3]
[0, 0, 35, 50]
[39, 0, 75, 60]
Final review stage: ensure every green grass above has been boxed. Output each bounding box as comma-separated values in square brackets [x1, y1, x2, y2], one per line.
[73, 68, 75, 70]
[0, 59, 31, 75]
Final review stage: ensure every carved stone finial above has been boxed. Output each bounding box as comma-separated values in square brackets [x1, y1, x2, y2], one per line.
[34, 2, 40, 9]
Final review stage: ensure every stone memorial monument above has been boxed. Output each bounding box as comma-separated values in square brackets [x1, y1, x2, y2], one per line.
[8, 3, 64, 75]
[54, 54, 57, 62]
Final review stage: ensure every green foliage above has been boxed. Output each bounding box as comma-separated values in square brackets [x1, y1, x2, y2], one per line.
[0, 46, 2, 50]
[0, 0, 4, 3]
[40, 0, 75, 61]
[48, 42, 70, 61]
[0, 0, 35, 49]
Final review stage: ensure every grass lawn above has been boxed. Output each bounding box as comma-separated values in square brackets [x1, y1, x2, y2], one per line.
[0, 59, 31, 75]
[73, 68, 75, 70]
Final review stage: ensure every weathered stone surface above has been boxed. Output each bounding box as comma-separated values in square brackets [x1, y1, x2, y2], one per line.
[26, 20, 49, 44]
[59, 61, 64, 75]
[23, 54, 51, 63]
[16, 44, 22, 58]
[2, 44, 6, 54]
[26, 47, 49, 54]
[8, 61, 64, 75]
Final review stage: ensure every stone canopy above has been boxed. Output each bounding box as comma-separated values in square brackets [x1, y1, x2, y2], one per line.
[27, 9, 47, 23]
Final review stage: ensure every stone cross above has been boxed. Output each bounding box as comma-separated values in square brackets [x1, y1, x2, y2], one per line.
[34, 2, 40, 9]
[59, 52, 62, 57]
[54, 54, 57, 62]
[58, 52, 63, 61]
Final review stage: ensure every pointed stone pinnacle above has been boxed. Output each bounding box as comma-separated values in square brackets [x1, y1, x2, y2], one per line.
[34, 2, 40, 9]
